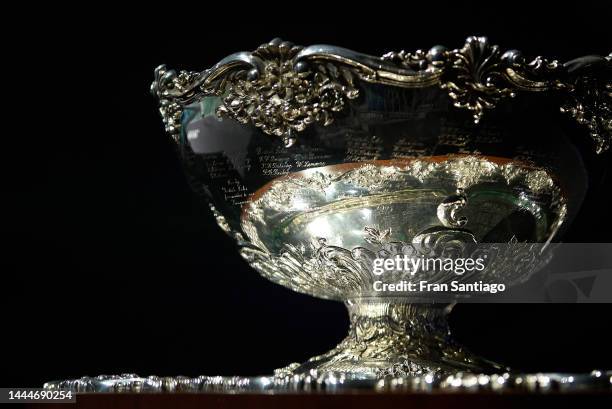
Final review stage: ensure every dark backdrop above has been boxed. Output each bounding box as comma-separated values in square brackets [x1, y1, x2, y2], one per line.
[3, 4, 611, 387]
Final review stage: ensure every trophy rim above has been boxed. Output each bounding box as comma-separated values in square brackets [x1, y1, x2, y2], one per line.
[151, 36, 611, 153]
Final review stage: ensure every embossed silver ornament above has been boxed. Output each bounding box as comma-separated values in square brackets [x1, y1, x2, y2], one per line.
[151, 36, 611, 151]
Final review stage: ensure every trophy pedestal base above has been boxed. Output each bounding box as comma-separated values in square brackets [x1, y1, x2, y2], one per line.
[276, 300, 504, 378]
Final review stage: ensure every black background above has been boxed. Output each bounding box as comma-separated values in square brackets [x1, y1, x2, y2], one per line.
[3, 3, 612, 387]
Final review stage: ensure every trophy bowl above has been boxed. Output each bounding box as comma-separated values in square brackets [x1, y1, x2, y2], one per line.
[150, 36, 611, 379]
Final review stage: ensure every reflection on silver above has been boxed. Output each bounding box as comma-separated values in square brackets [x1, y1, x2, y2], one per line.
[241, 157, 566, 300]
[48, 38, 608, 392]
[44, 370, 612, 393]
[233, 156, 566, 376]
[151, 36, 611, 151]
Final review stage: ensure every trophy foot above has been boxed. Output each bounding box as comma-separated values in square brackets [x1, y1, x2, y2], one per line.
[275, 300, 505, 378]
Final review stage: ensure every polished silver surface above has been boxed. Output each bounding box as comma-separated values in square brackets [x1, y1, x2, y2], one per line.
[147, 37, 602, 380]
[44, 370, 612, 393]
[241, 156, 565, 300]
[272, 302, 505, 377]
[44, 37, 609, 391]
[151, 36, 611, 151]
[235, 156, 565, 375]
[144, 37, 604, 381]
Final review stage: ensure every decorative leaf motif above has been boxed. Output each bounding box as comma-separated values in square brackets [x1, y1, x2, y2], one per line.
[215, 39, 360, 147]
[153, 37, 610, 152]
[150, 66, 200, 141]
[442, 36, 516, 123]
[364, 227, 392, 245]
[382, 37, 610, 151]
[561, 76, 612, 154]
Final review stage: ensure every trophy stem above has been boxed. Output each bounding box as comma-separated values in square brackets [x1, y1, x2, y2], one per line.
[276, 299, 504, 378]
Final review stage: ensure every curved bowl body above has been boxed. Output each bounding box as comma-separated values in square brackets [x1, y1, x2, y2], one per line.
[152, 37, 611, 303]
[151, 37, 612, 378]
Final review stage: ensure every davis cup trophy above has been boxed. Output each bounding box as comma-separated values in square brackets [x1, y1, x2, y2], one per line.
[47, 37, 612, 392]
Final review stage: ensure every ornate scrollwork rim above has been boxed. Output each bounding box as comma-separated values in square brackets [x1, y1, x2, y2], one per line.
[151, 36, 611, 152]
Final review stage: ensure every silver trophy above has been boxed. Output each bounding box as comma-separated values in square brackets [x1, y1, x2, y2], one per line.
[46, 37, 611, 392]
